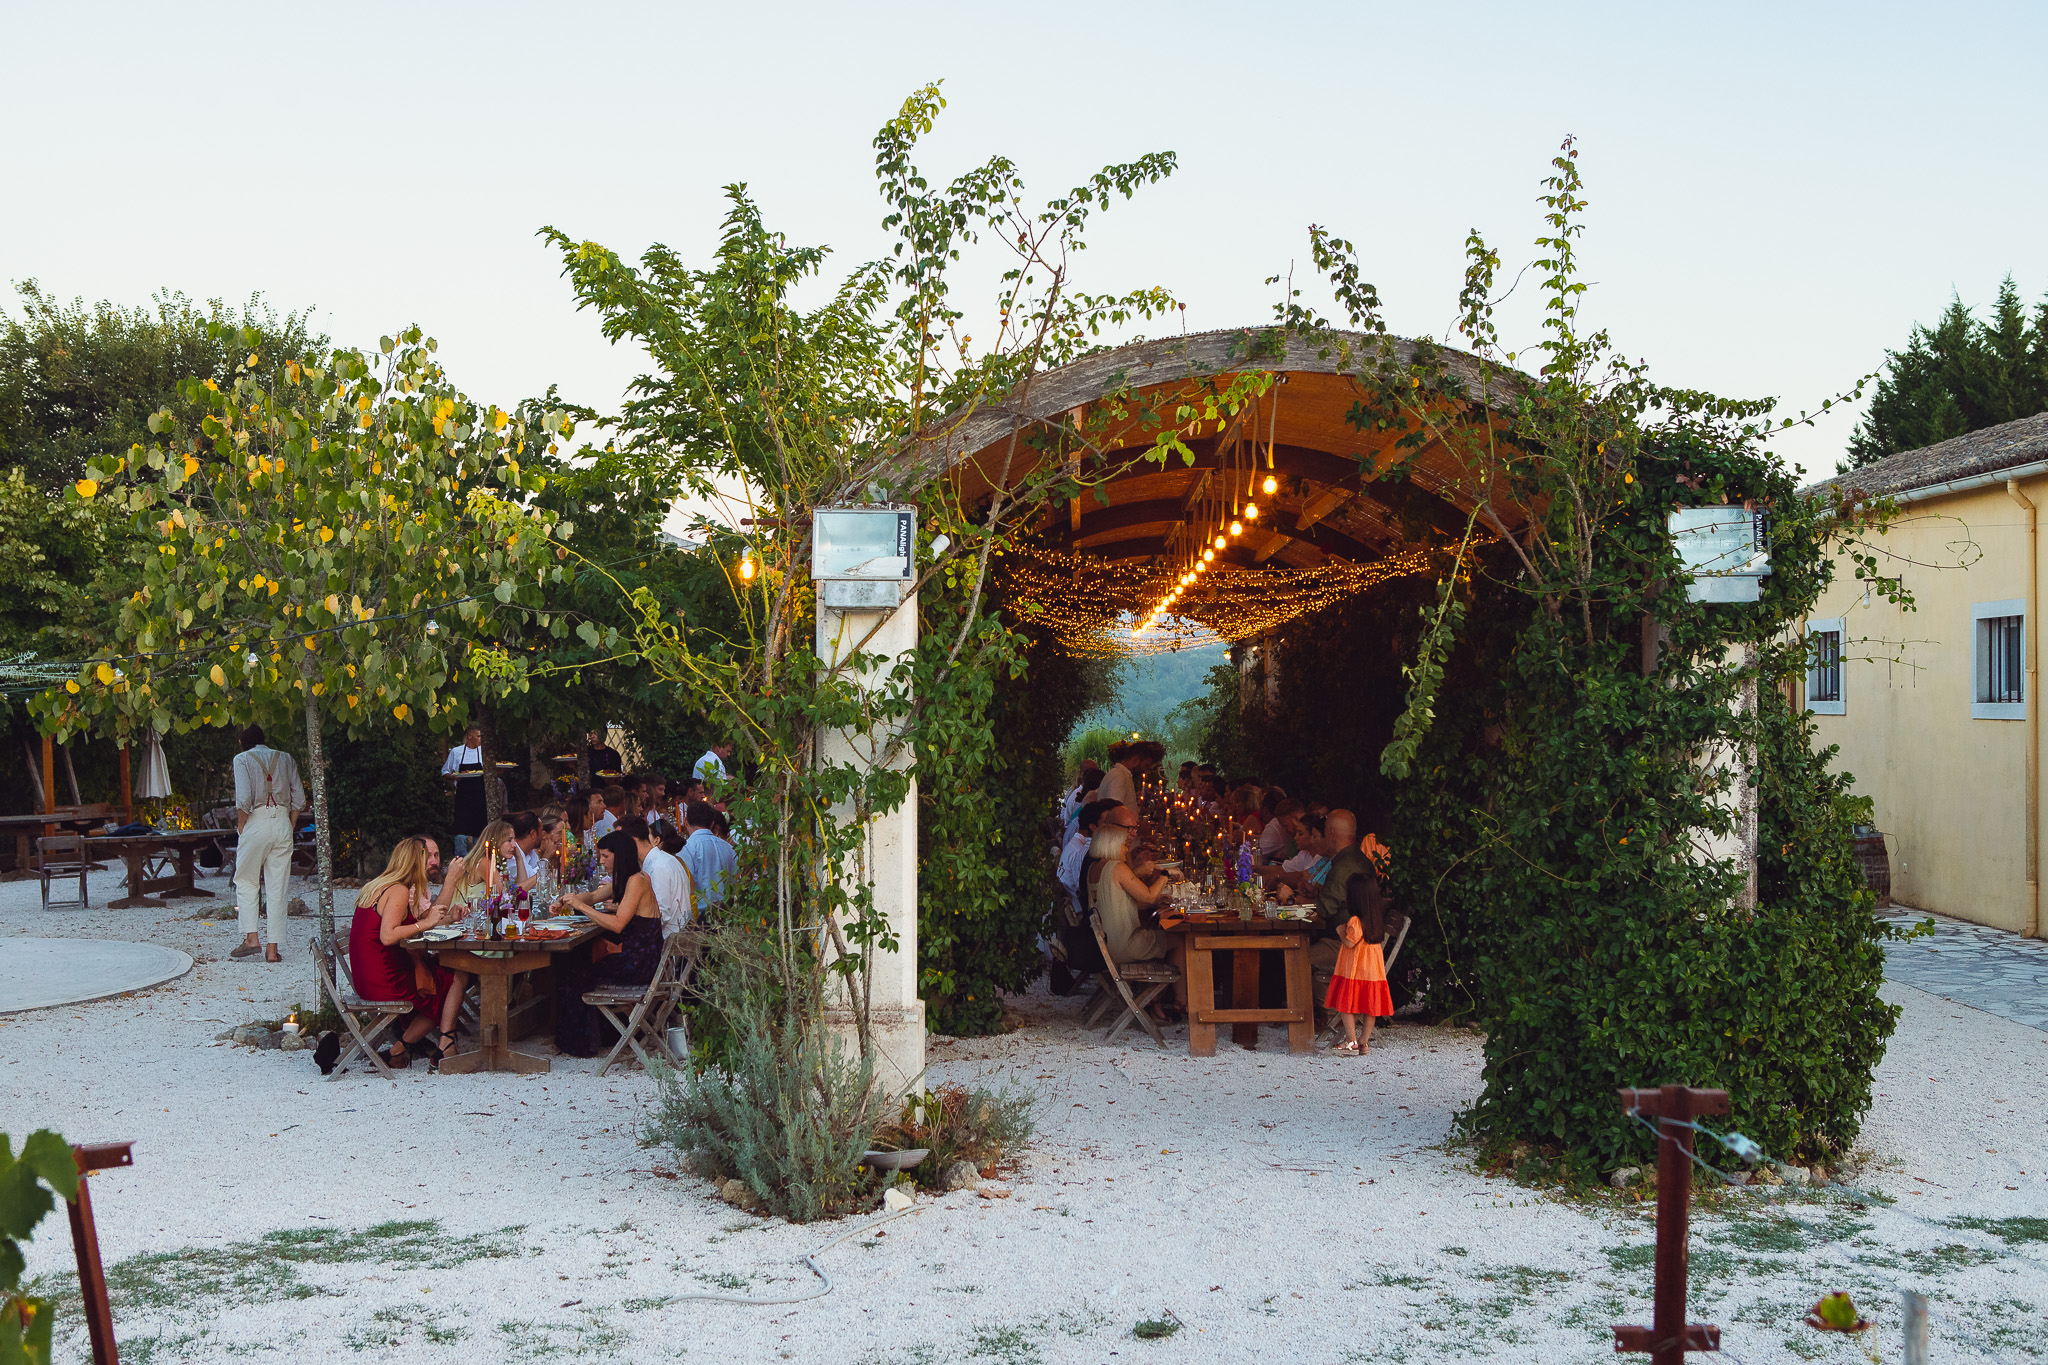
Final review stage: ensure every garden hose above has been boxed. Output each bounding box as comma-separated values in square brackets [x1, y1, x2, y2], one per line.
[662, 1204, 920, 1307]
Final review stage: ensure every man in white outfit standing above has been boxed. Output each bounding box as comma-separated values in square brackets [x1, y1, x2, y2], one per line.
[231, 724, 307, 963]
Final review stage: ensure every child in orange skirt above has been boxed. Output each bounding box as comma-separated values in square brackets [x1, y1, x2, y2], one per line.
[1325, 871, 1393, 1054]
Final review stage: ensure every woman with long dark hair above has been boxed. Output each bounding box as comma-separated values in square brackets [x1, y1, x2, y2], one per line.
[551, 829, 665, 1057]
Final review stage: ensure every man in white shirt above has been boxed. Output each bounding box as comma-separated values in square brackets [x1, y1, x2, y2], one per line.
[504, 810, 545, 889]
[678, 802, 738, 910]
[625, 816, 694, 936]
[693, 743, 733, 789]
[230, 724, 307, 963]
[439, 726, 484, 776]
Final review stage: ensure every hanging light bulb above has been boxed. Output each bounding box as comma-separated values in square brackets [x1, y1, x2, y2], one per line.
[1203, 548, 1215, 562]
[424, 617, 440, 637]
[1245, 503, 1259, 520]
[1229, 520, 1243, 537]
[245, 650, 260, 668]
[1263, 474, 1278, 495]
[739, 553, 756, 582]
[1213, 535, 1226, 550]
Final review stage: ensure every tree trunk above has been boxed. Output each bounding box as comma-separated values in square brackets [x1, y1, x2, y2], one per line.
[478, 703, 503, 825]
[299, 661, 335, 983]
[61, 744, 83, 805]
[22, 739, 44, 808]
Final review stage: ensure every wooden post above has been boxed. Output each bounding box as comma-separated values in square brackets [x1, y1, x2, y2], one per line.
[69, 1141, 134, 1365]
[42, 733, 56, 813]
[119, 746, 133, 818]
[1612, 1085, 1729, 1362]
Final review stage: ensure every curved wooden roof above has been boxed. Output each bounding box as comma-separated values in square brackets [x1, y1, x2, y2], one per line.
[905, 328, 1529, 572]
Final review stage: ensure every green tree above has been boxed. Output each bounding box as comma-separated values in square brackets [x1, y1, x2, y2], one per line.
[1844, 275, 2048, 469]
[32, 326, 570, 961]
[0, 282, 323, 493]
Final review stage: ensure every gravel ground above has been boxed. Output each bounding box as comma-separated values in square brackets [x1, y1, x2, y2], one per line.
[5, 865, 2047, 1364]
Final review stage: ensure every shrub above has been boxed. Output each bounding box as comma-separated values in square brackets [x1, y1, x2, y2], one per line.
[875, 1083, 1037, 1188]
[642, 928, 881, 1223]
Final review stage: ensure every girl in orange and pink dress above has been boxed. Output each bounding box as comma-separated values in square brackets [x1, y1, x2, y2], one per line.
[1325, 871, 1393, 1054]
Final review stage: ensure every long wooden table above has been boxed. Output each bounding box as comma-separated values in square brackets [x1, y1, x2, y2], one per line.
[408, 922, 602, 1074]
[87, 831, 219, 908]
[1160, 911, 1317, 1056]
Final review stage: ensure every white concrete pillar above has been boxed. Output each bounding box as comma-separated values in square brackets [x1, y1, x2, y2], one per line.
[815, 588, 925, 1099]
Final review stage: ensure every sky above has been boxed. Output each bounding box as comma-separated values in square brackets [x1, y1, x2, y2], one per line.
[6, 0, 2046, 496]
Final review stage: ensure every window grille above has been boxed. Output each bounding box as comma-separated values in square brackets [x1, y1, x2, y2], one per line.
[1979, 615, 2024, 704]
[1809, 630, 1842, 703]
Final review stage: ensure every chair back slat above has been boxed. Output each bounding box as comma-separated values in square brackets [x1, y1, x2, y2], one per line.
[1089, 914, 1124, 984]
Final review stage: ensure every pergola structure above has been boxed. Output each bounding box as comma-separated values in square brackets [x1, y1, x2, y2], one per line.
[905, 329, 1532, 655]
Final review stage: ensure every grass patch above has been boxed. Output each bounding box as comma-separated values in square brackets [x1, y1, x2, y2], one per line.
[1133, 1314, 1182, 1339]
[1900, 1243, 2002, 1274]
[35, 1218, 528, 1323]
[345, 1303, 468, 1351]
[495, 1314, 629, 1362]
[966, 1323, 1043, 1364]
[1946, 1215, 2048, 1245]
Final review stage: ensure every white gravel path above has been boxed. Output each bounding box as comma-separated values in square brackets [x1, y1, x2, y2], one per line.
[5, 865, 2046, 1363]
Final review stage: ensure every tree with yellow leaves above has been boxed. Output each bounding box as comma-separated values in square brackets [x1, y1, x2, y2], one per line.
[33, 323, 573, 957]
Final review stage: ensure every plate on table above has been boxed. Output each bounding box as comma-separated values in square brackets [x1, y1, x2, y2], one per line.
[1156, 860, 1182, 871]
[552, 754, 579, 762]
[544, 914, 590, 926]
[418, 927, 463, 943]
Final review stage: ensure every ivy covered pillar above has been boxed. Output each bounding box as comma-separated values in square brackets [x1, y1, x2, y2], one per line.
[815, 507, 925, 1098]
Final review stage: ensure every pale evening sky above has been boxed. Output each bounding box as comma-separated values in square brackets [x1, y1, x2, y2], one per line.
[6, 0, 2045, 502]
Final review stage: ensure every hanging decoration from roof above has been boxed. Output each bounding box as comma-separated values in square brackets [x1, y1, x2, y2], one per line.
[1002, 536, 1482, 657]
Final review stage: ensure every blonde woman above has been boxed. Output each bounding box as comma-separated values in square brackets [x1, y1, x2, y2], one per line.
[1085, 808, 1187, 1017]
[433, 819, 512, 912]
[348, 838, 468, 1070]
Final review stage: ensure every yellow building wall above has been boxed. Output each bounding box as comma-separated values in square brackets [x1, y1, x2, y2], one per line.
[1807, 478, 2037, 934]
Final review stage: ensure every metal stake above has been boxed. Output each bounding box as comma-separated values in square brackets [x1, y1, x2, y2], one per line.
[1901, 1290, 1929, 1365]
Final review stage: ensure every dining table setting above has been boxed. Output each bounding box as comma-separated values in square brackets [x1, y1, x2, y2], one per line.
[403, 864, 608, 1074]
[1153, 873, 1320, 1057]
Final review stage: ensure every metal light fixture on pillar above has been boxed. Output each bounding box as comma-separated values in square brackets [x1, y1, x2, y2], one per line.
[812, 505, 925, 1097]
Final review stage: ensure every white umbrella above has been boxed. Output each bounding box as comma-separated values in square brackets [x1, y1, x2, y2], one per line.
[138, 731, 173, 800]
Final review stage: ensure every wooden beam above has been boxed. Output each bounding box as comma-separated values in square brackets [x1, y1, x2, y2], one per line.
[1296, 484, 1353, 531]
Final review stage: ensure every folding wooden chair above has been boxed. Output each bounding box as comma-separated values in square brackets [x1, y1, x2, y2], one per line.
[584, 931, 703, 1076]
[1089, 915, 1179, 1047]
[311, 935, 410, 1081]
[38, 835, 89, 909]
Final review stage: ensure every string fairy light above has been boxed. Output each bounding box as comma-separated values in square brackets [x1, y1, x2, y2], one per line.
[1003, 537, 1480, 658]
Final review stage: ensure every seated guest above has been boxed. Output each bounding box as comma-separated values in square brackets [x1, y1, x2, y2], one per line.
[1268, 816, 1327, 898]
[1308, 809, 1373, 973]
[552, 830, 666, 1057]
[1176, 761, 1197, 797]
[679, 801, 738, 910]
[1063, 778, 1101, 844]
[1086, 808, 1186, 1016]
[502, 810, 546, 890]
[348, 838, 468, 1070]
[1061, 760, 1103, 827]
[621, 814, 694, 934]
[1059, 800, 1120, 918]
[537, 807, 570, 873]
[434, 819, 511, 910]
[1259, 797, 1304, 862]
[589, 787, 622, 840]
[577, 788, 608, 839]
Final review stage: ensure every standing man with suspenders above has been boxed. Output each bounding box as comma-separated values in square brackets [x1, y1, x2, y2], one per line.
[231, 724, 308, 963]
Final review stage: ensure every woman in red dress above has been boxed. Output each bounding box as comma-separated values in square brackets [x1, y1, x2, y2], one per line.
[1325, 870, 1394, 1055]
[348, 837, 466, 1071]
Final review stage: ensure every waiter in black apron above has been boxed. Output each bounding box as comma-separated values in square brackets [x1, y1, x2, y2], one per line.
[442, 723, 488, 854]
